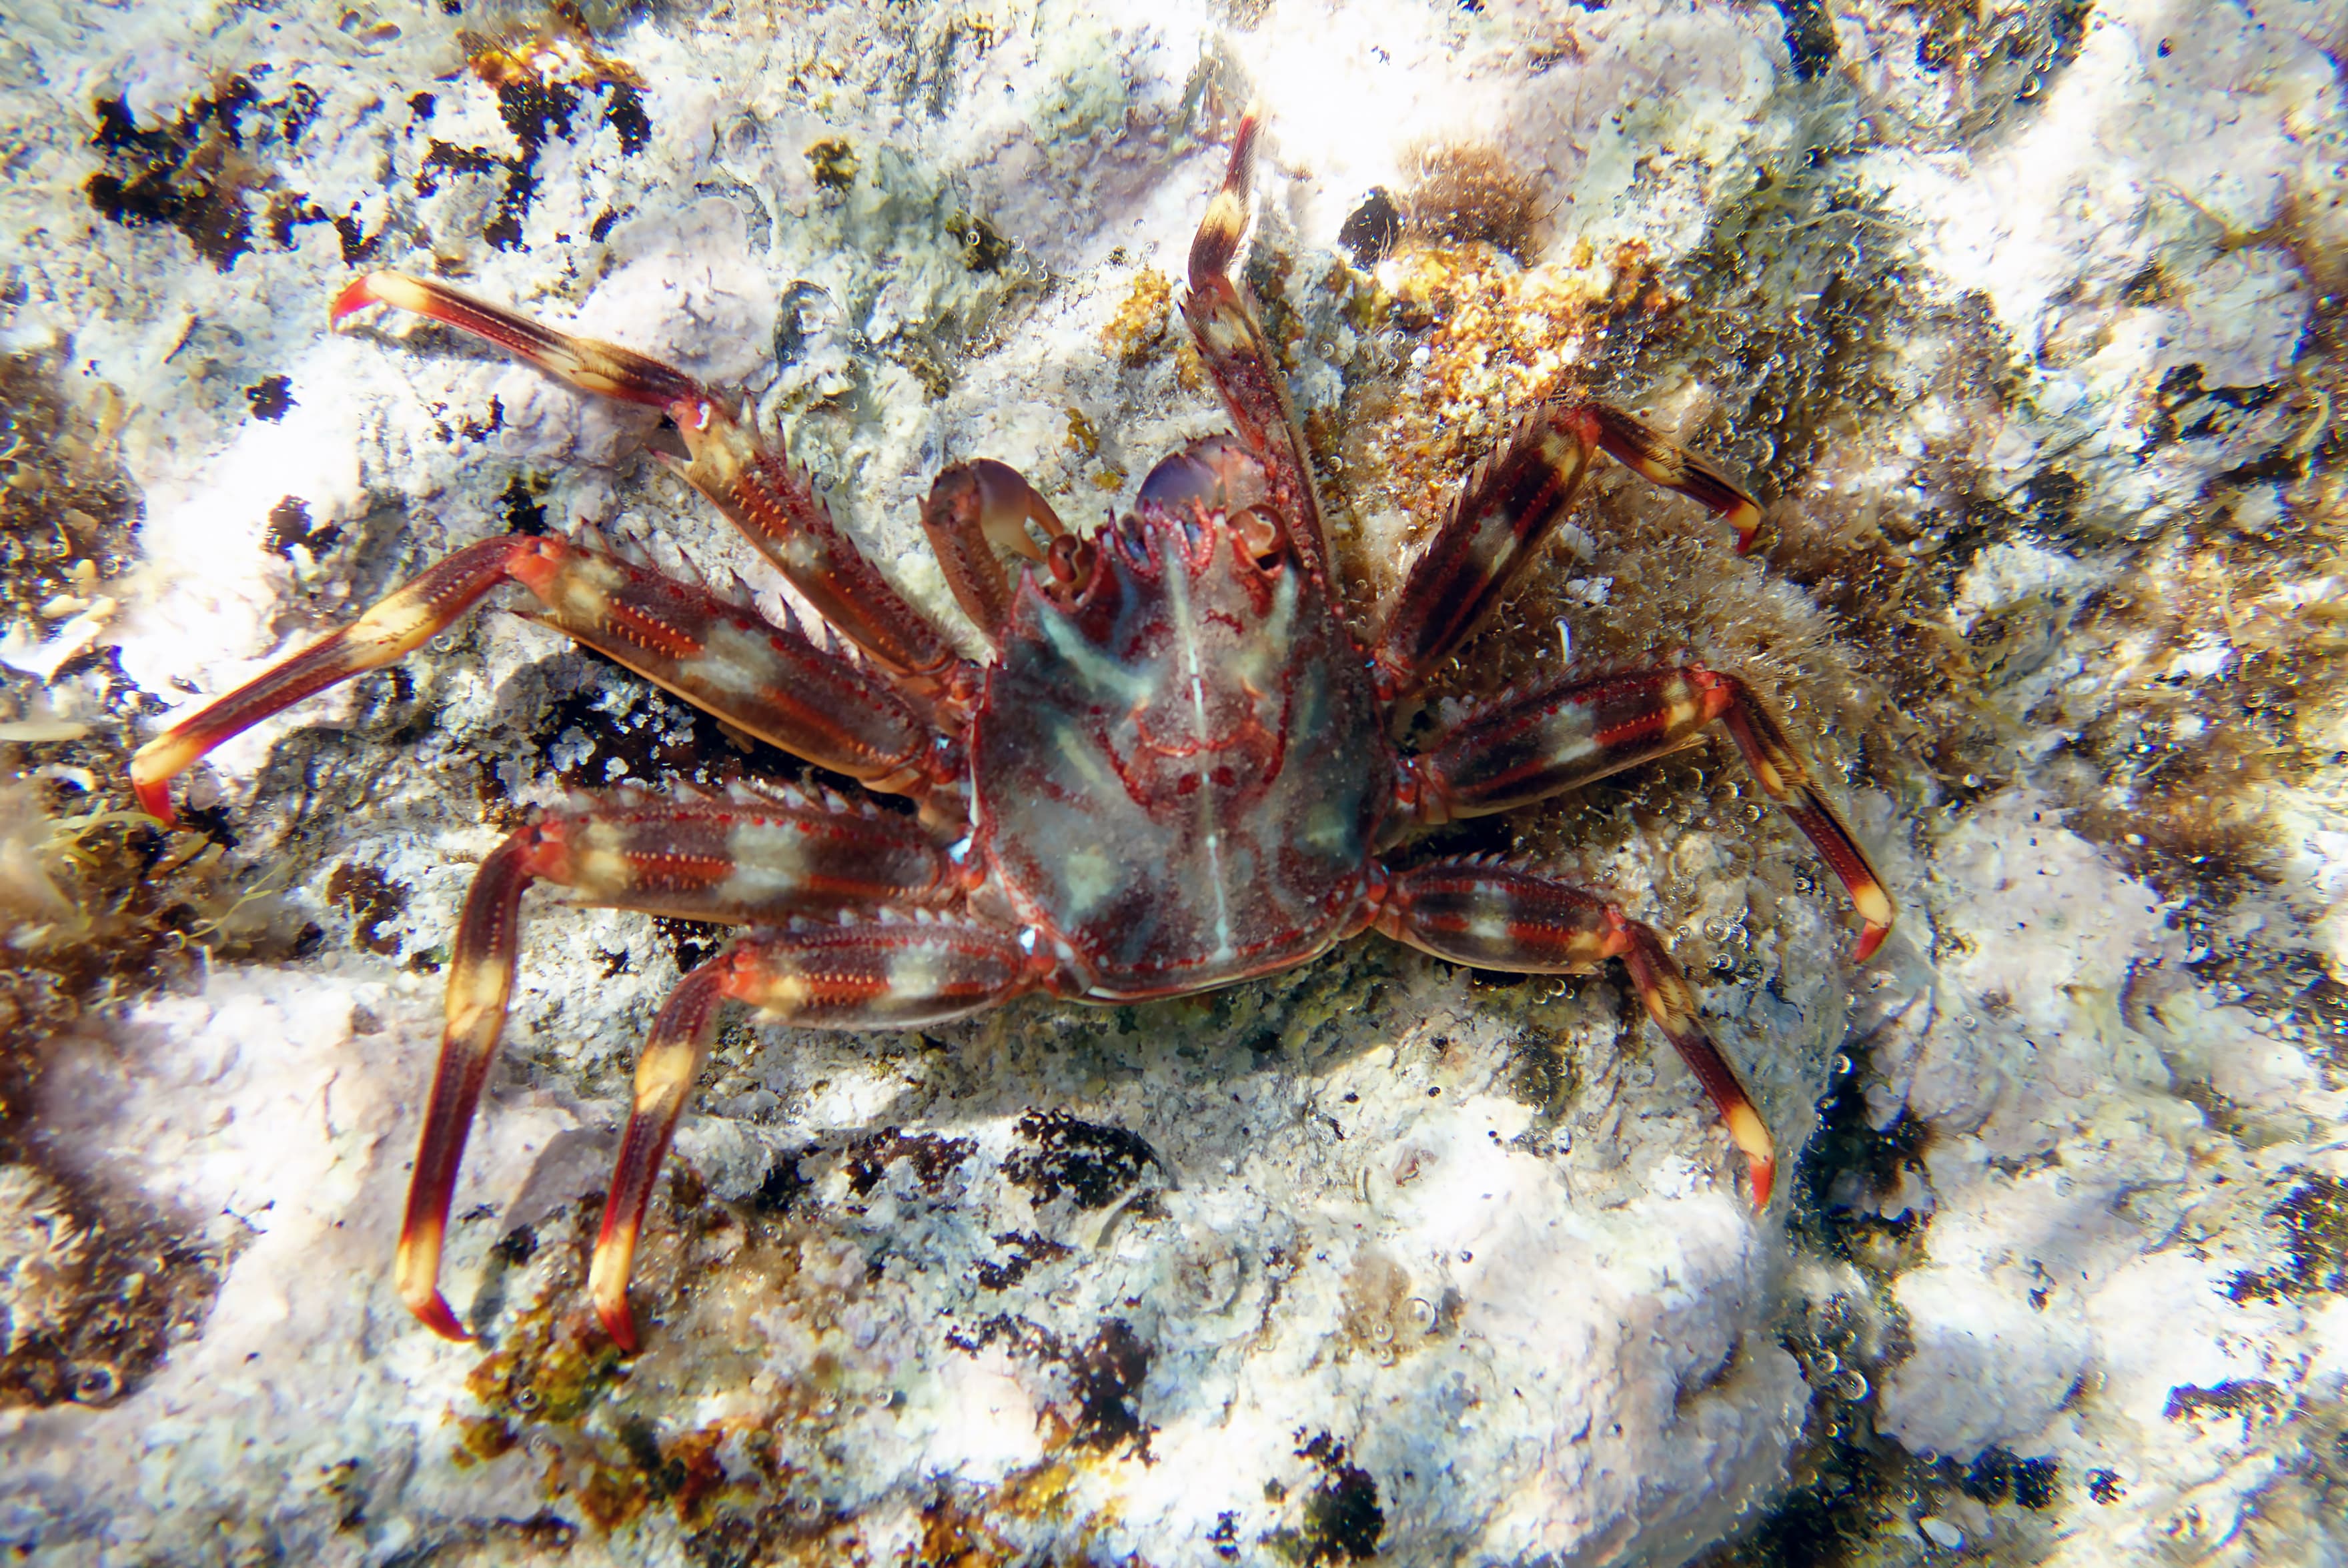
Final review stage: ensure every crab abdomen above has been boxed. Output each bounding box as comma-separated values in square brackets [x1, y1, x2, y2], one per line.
[973, 514, 1389, 1000]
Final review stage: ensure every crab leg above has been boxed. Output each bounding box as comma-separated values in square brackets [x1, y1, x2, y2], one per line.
[1399, 666, 1892, 960]
[1182, 117, 1336, 582]
[590, 914, 1042, 1349]
[131, 534, 957, 826]
[920, 458, 1066, 647]
[334, 272, 969, 698]
[129, 536, 527, 822]
[1370, 404, 1761, 698]
[1374, 860, 1776, 1208]
[397, 786, 953, 1339]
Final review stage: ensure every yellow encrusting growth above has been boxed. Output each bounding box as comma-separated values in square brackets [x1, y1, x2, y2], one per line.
[1101, 267, 1173, 365]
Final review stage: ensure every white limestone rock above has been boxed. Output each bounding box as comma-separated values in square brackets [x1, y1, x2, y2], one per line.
[1, 0, 2343, 1564]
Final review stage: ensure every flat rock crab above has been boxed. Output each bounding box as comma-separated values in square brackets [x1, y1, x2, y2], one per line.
[130, 120, 1892, 1351]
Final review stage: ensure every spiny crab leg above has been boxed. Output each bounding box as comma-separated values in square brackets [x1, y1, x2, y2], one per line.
[334, 272, 970, 700]
[592, 913, 1045, 1350]
[131, 536, 538, 824]
[130, 534, 957, 826]
[1371, 403, 1762, 699]
[1181, 115, 1337, 584]
[400, 785, 956, 1341]
[1375, 860, 1776, 1208]
[1399, 666, 1894, 961]
[920, 458, 1067, 648]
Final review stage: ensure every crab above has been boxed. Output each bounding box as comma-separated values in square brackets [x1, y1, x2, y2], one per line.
[129, 120, 1893, 1352]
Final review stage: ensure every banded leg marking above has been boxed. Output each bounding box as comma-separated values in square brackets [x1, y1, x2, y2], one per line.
[1373, 861, 1775, 1208]
[1716, 678, 1894, 961]
[1372, 407, 1600, 696]
[398, 830, 537, 1341]
[130, 534, 957, 825]
[1401, 666, 1893, 960]
[396, 787, 954, 1339]
[336, 271, 967, 699]
[512, 538, 953, 796]
[1181, 117, 1335, 582]
[1371, 403, 1762, 698]
[132, 536, 552, 825]
[1583, 403, 1763, 554]
[590, 914, 1041, 1349]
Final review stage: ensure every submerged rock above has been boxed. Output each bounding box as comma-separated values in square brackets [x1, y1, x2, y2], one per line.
[0, 0, 2341, 1563]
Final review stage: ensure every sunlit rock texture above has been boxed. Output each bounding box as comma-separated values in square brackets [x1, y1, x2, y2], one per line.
[0, 0, 2343, 1564]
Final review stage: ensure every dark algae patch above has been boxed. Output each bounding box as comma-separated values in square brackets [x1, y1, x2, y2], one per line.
[1959, 1445, 2060, 1511]
[842, 1128, 974, 1198]
[974, 1229, 1071, 1291]
[2226, 1172, 2348, 1302]
[1337, 187, 1403, 267]
[84, 83, 264, 271]
[1266, 1432, 1384, 1565]
[419, 23, 652, 253]
[2164, 1379, 2291, 1425]
[243, 375, 294, 422]
[946, 1314, 1157, 1459]
[263, 496, 340, 559]
[1001, 1107, 1161, 1210]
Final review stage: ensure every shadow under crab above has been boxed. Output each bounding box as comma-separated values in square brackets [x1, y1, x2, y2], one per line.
[128, 119, 1892, 1351]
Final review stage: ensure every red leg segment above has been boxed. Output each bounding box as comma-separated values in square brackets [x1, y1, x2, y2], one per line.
[130, 537, 540, 824]
[1371, 403, 1762, 698]
[336, 272, 970, 700]
[510, 536, 955, 796]
[1373, 860, 1776, 1208]
[396, 786, 955, 1340]
[1399, 666, 1893, 961]
[590, 913, 1042, 1349]
[1181, 117, 1336, 584]
[130, 533, 959, 826]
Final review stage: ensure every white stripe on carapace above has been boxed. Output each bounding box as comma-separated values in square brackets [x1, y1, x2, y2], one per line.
[1161, 554, 1235, 962]
[1036, 598, 1153, 707]
[1059, 842, 1119, 920]
[1226, 566, 1301, 692]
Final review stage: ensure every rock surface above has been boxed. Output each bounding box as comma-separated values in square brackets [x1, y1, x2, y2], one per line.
[0, 1, 2342, 1565]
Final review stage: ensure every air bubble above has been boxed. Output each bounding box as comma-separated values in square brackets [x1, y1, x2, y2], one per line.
[1406, 1297, 1438, 1332]
[1371, 1319, 1395, 1344]
[1839, 1370, 1868, 1399]
[1832, 1052, 1852, 1078]
[1703, 918, 1728, 941]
